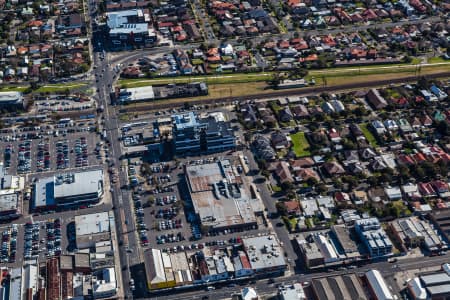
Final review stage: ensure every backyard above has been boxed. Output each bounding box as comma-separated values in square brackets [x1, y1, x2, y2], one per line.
[290, 132, 311, 157]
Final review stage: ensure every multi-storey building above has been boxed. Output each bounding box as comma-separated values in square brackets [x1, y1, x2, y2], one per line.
[172, 112, 235, 155]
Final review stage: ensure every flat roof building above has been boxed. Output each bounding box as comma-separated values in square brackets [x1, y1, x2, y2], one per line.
[331, 225, 360, 258]
[242, 235, 286, 274]
[296, 236, 325, 268]
[0, 193, 21, 220]
[173, 111, 235, 155]
[106, 9, 156, 47]
[92, 268, 117, 299]
[116, 86, 154, 103]
[279, 283, 306, 300]
[33, 169, 104, 210]
[0, 91, 24, 109]
[355, 218, 393, 258]
[75, 212, 111, 249]
[185, 159, 257, 231]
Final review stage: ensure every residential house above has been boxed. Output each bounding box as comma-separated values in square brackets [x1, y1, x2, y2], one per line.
[271, 131, 290, 150]
[431, 180, 450, 198]
[278, 106, 294, 122]
[366, 89, 388, 109]
[321, 161, 346, 177]
[418, 182, 436, 198]
[283, 200, 301, 216]
[328, 128, 342, 143]
[371, 120, 386, 135]
[295, 168, 320, 183]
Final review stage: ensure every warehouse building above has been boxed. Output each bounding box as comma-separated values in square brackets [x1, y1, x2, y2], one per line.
[365, 269, 394, 300]
[144, 248, 176, 290]
[33, 169, 104, 210]
[185, 159, 258, 231]
[311, 273, 368, 300]
[419, 272, 450, 299]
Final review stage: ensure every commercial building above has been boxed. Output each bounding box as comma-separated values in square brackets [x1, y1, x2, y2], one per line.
[0, 91, 24, 109]
[33, 169, 104, 210]
[407, 278, 427, 300]
[430, 209, 450, 242]
[311, 273, 368, 300]
[172, 111, 235, 155]
[115, 86, 154, 103]
[114, 82, 208, 104]
[0, 164, 24, 220]
[278, 283, 306, 300]
[47, 258, 61, 300]
[419, 272, 450, 299]
[185, 159, 258, 231]
[22, 264, 38, 300]
[365, 269, 394, 300]
[0, 193, 21, 220]
[144, 248, 176, 290]
[242, 235, 287, 275]
[389, 217, 444, 252]
[355, 218, 393, 258]
[296, 236, 325, 268]
[75, 212, 111, 249]
[331, 225, 360, 259]
[92, 268, 117, 299]
[106, 9, 156, 47]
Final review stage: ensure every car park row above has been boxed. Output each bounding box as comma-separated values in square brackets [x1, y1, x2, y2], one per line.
[1, 225, 18, 263]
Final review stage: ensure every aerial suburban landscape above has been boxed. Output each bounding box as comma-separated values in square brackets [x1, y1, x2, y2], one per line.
[0, 0, 449, 299]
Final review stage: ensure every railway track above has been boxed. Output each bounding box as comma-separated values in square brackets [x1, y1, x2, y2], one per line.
[116, 72, 450, 113]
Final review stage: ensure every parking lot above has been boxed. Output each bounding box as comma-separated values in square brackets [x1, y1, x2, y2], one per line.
[126, 154, 271, 255]
[1, 132, 101, 175]
[23, 218, 63, 261]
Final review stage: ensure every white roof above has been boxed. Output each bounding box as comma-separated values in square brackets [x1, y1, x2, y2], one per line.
[119, 86, 155, 102]
[93, 268, 117, 294]
[443, 263, 450, 275]
[242, 287, 258, 300]
[75, 212, 110, 236]
[151, 249, 166, 284]
[365, 269, 394, 300]
[408, 278, 427, 300]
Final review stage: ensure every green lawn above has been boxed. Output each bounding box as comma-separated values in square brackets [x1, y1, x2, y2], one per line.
[0, 86, 28, 92]
[0, 83, 87, 93]
[360, 123, 379, 147]
[283, 216, 298, 232]
[428, 56, 447, 64]
[290, 132, 311, 157]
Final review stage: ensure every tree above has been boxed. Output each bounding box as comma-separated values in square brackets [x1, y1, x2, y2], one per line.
[436, 121, 450, 137]
[281, 181, 294, 192]
[275, 202, 287, 216]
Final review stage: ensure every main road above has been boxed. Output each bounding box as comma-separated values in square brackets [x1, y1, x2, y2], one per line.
[87, 3, 141, 299]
